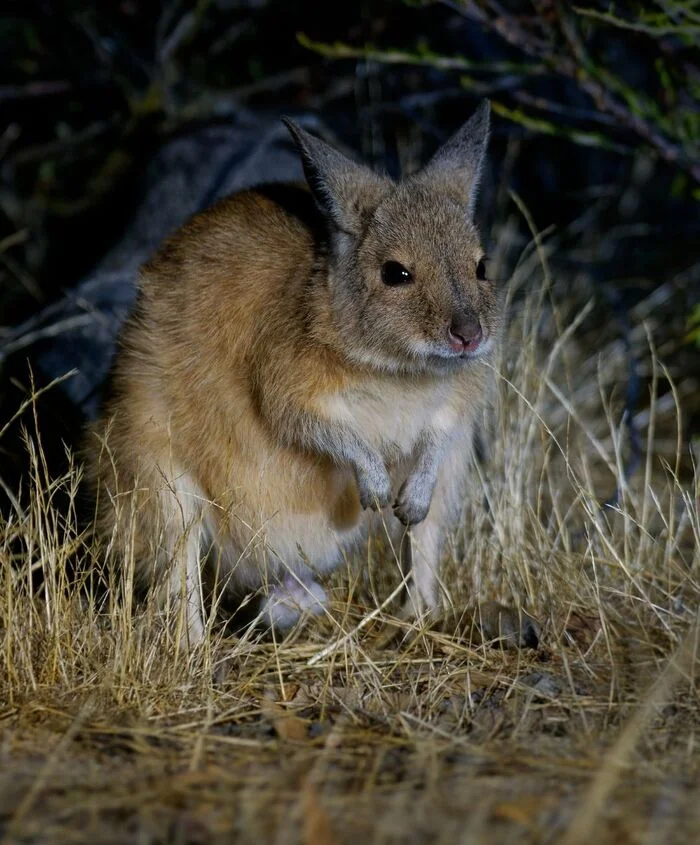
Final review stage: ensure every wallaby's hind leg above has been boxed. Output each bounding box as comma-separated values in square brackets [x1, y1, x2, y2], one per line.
[163, 509, 206, 647]
[401, 517, 443, 619]
[398, 429, 472, 619]
[152, 469, 208, 648]
[396, 437, 541, 649]
[104, 460, 208, 648]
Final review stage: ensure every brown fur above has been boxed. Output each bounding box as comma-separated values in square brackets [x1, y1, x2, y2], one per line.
[86, 101, 502, 643]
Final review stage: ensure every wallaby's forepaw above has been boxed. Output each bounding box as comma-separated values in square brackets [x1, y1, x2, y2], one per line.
[393, 477, 432, 526]
[357, 466, 393, 511]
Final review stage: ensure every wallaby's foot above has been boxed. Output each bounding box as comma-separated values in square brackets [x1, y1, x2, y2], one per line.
[458, 601, 540, 649]
[372, 594, 440, 650]
[375, 599, 539, 651]
[259, 574, 328, 631]
[397, 592, 438, 624]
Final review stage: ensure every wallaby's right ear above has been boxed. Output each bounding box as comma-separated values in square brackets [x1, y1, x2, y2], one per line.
[283, 119, 389, 236]
[418, 100, 490, 217]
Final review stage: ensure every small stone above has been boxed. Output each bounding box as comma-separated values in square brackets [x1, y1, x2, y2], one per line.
[521, 672, 561, 699]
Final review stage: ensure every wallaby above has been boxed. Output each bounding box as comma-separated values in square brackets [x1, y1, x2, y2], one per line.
[86, 100, 534, 647]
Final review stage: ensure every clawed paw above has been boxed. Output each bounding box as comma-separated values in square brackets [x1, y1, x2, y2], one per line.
[393, 480, 431, 526]
[357, 469, 392, 511]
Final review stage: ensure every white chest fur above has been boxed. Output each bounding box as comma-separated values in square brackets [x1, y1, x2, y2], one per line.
[320, 377, 457, 458]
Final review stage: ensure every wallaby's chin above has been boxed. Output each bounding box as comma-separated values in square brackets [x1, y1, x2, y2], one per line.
[346, 342, 492, 378]
[410, 334, 495, 371]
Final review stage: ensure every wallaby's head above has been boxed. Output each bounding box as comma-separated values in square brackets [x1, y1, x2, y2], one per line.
[284, 101, 499, 375]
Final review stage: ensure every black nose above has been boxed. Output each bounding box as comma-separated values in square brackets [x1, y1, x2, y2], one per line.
[448, 315, 483, 352]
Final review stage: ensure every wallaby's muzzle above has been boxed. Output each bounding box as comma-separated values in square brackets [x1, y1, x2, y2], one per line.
[448, 314, 483, 354]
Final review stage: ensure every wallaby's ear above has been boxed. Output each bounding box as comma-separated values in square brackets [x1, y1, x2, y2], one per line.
[283, 119, 389, 236]
[418, 100, 490, 216]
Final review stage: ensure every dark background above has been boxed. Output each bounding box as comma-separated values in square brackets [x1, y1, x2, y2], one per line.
[0, 0, 698, 510]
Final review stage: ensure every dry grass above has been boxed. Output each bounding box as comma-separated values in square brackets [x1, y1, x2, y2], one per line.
[1, 230, 698, 844]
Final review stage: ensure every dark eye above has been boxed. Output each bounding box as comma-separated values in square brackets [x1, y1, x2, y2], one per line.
[476, 257, 488, 281]
[381, 261, 413, 286]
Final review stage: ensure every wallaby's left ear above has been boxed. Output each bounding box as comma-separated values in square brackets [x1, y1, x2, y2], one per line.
[418, 100, 490, 216]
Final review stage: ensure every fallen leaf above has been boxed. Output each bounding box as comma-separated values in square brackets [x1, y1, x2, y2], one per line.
[261, 695, 308, 742]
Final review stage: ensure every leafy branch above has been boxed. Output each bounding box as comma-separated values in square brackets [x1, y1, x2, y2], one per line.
[300, 1, 700, 182]
[296, 33, 546, 76]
